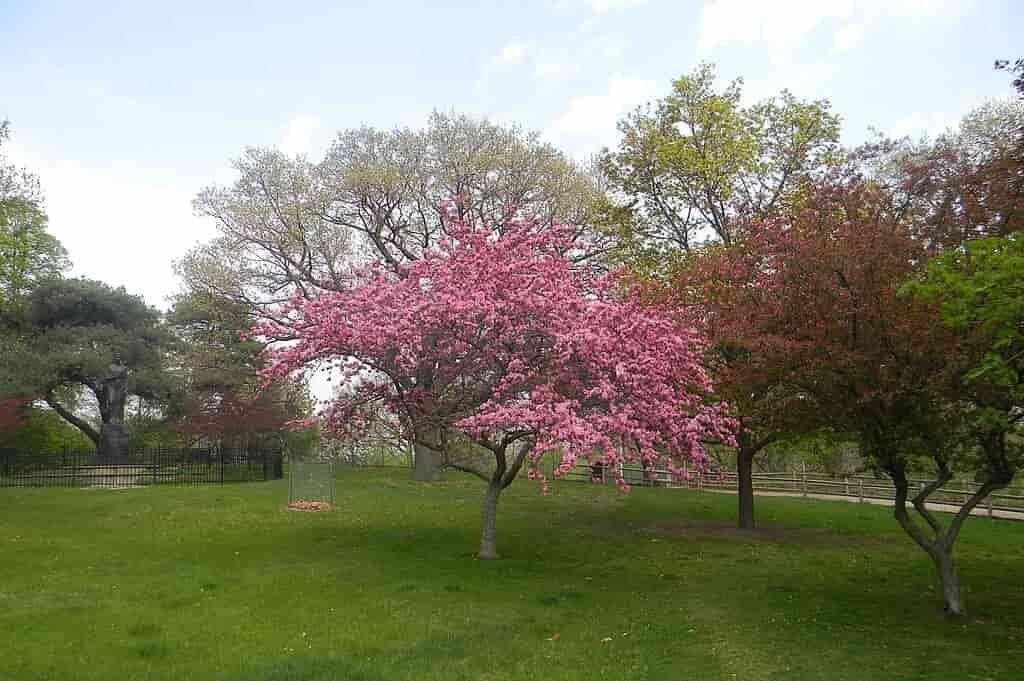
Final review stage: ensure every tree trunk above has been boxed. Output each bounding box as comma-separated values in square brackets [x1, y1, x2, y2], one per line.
[413, 436, 443, 481]
[737, 443, 756, 529]
[478, 480, 502, 560]
[933, 546, 965, 616]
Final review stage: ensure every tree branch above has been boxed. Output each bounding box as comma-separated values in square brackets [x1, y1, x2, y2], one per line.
[447, 460, 491, 483]
[502, 441, 533, 489]
[945, 479, 1007, 549]
[911, 466, 953, 537]
[45, 391, 100, 445]
[891, 465, 938, 560]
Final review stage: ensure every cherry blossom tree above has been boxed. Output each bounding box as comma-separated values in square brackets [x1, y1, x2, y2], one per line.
[256, 207, 734, 559]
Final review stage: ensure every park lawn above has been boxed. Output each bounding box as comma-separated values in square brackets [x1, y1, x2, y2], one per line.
[0, 468, 1022, 681]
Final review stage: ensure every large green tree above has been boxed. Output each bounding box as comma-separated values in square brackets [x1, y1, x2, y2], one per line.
[0, 121, 68, 308]
[182, 111, 607, 480]
[606, 64, 840, 527]
[601, 63, 839, 263]
[167, 290, 314, 453]
[906, 232, 1023, 429]
[181, 111, 606, 311]
[4, 278, 173, 459]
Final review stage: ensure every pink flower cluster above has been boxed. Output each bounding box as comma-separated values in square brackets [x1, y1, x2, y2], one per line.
[255, 212, 735, 490]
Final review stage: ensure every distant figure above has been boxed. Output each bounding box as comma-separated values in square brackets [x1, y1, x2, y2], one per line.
[591, 461, 604, 482]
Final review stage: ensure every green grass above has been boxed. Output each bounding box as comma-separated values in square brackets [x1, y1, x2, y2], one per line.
[1, 468, 1022, 681]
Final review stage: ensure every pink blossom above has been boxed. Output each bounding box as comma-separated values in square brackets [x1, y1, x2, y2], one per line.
[255, 212, 735, 487]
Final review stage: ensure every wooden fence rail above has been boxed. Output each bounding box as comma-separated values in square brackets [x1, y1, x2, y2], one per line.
[561, 464, 1024, 516]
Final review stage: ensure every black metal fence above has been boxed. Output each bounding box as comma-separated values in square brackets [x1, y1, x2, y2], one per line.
[0, 448, 284, 488]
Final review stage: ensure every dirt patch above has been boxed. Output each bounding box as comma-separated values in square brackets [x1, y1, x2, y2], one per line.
[287, 500, 334, 512]
[647, 519, 878, 547]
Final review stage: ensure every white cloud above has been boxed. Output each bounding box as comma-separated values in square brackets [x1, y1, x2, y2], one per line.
[547, 75, 659, 156]
[4, 144, 215, 309]
[534, 53, 583, 84]
[549, 0, 647, 12]
[281, 114, 321, 156]
[890, 110, 960, 139]
[495, 41, 529, 66]
[697, 0, 853, 52]
[587, 0, 647, 12]
[830, 22, 864, 53]
[696, 0, 961, 53]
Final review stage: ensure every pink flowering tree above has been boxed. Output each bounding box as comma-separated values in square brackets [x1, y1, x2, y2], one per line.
[256, 208, 734, 559]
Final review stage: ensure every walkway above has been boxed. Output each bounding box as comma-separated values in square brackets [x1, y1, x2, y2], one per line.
[701, 487, 1024, 521]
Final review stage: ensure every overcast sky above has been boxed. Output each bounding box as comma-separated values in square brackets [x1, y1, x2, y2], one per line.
[2, 0, 1020, 309]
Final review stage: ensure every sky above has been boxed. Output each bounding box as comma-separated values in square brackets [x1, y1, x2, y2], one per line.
[2, 0, 1020, 310]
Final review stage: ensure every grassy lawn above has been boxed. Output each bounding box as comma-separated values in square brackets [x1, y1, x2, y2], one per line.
[1, 468, 1022, 681]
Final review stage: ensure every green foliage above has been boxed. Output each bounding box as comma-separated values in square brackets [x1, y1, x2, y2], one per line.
[0, 198, 68, 305]
[124, 407, 189, 450]
[168, 291, 264, 394]
[906, 234, 1023, 401]
[11, 277, 173, 400]
[0, 406, 93, 452]
[166, 290, 314, 450]
[182, 111, 606, 312]
[601, 62, 840, 269]
[0, 278, 175, 451]
[0, 121, 69, 309]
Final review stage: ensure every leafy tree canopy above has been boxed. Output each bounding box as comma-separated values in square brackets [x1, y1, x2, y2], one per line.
[601, 62, 840, 268]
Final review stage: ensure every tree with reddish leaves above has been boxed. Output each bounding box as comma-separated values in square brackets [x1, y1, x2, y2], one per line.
[667, 243, 826, 528]
[702, 176, 1018, 615]
[0, 397, 31, 443]
[256, 207, 734, 559]
[170, 387, 302, 450]
[168, 291, 312, 452]
[852, 64, 1022, 251]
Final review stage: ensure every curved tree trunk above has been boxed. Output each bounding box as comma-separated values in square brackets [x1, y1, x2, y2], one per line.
[478, 479, 502, 560]
[45, 392, 99, 447]
[737, 442, 756, 529]
[889, 461, 1005, 618]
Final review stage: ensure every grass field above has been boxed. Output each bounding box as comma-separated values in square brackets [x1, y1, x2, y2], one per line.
[1, 468, 1022, 681]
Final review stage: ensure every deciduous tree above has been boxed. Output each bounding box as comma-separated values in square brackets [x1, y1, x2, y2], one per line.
[714, 177, 1017, 615]
[256, 208, 734, 558]
[601, 63, 839, 260]
[4, 278, 173, 459]
[0, 121, 68, 308]
[168, 291, 313, 452]
[183, 112, 608, 479]
[604, 64, 839, 527]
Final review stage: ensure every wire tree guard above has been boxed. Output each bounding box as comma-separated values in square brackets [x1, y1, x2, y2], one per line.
[288, 460, 336, 511]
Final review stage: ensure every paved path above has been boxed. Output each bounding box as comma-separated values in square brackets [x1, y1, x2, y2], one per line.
[698, 487, 1024, 521]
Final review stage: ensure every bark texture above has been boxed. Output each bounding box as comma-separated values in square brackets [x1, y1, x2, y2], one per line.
[413, 439, 443, 481]
[461, 438, 532, 560]
[478, 480, 502, 560]
[890, 457, 1009, 617]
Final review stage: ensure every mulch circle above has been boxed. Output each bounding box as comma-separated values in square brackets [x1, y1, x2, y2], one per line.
[287, 500, 334, 512]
